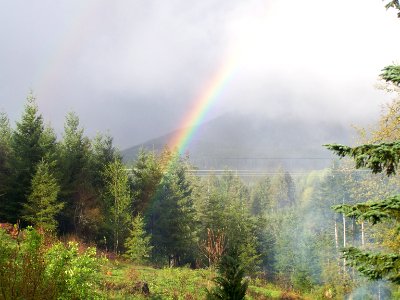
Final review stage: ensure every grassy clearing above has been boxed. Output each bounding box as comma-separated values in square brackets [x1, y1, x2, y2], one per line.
[99, 259, 305, 300]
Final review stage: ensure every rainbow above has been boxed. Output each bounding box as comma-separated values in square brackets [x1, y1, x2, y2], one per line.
[169, 54, 239, 156]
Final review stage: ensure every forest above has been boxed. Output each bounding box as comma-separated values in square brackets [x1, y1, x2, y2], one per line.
[0, 86, 399, 299]
[1, 1, 400, 300]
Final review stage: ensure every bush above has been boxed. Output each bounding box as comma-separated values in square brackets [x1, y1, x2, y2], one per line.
[0, 227, 104, 300]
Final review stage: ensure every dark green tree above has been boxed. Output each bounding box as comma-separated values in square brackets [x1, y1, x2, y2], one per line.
[149, 153, 197, 266]
[124, 214, 153, 263]
[90, 133, 120, 190]
[206, 249, 248, 300]
[8, 95, 45, 222]
[58, 112, 92, 234]
[131, 149, 162, 215]
[0, 112, 13, 220]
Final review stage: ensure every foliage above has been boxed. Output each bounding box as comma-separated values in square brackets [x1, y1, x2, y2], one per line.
[332, 194, 400, 225]
[342, 247, 400, 284]
[8, 94, 46, 222]
[103, 159, 131, 253]
[58, 111, 93, 234]
[325, 142, 400, 176]
[381, 65, 400, 86]
[23, 159, 64, 231]
[149, 153, 197, 266]
[0, 112, 12, 219]
[131, 149, 162, 215]
[325, 5, 400, 284]
[45, 241, 103, 300]
[206, 250, 248, 300]
[124, 214, 153, 263]
[384, 0, 400, 17]
[0, 227, 103, 300]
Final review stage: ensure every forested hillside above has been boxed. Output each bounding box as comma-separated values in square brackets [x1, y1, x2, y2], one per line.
[122, 113, 352, 171]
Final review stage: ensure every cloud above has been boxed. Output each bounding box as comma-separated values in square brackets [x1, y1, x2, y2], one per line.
[0, 0, 400, 148]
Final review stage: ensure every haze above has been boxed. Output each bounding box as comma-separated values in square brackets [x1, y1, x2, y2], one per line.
[1, 0, 400, 148]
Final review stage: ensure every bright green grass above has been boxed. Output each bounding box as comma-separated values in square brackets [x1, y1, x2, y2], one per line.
[99, 259, 303, 300]
[100, 260, 215, 299]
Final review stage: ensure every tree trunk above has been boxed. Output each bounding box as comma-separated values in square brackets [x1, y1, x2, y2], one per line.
[342, 208, 346, 274]
[361, 221, 365, 248]
[334, 220, 339, 250]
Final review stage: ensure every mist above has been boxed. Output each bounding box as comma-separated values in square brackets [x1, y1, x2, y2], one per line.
[1, 0, 400, 148]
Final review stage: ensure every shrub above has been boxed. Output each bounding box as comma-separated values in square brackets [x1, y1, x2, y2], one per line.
[0, 227, 104, 300]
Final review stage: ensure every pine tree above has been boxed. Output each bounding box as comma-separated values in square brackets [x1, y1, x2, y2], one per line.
[59, 111, 92, 233]
[149, 152, 197, 266]
[124, 214, 152, 263]
[23, 159, 63, 231]
[9, 94, 45, 222]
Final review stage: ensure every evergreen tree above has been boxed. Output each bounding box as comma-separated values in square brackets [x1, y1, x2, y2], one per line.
[197, 172, 260, 273]
[207, 249, 248, 300]
[90, 133, 120, 190]
[269, 169, 296, 209]
[103, 159, 131, 253]
[9, 94, 45, 222]
[59, 111, 92, 233]
[149, 153, 197, 266]
[131, 149, 162, 215]
[39, 123, 59, 168]
[124, 214, 153, 263]
[23, 159, 63, 231]
[250, 176, 271, 216]
[0, 112, 13, 220]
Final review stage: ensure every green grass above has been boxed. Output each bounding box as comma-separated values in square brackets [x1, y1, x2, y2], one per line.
[100, 260, 215, 299]
[99, 259, 304, 300]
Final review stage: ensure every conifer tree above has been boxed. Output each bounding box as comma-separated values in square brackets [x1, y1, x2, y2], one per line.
[206, 249, 248, 300]
[131, 149, 162, 215]
[149, 153, 196, 266]
[59, 111, 92, 233]
[103, 159, 131, 253]
[124, 214, 152, 263]
[0, 112, 13, 220]
[324, 2, 400, 284]
[9, 94, 45, 222]
[23, 159, 63, 231]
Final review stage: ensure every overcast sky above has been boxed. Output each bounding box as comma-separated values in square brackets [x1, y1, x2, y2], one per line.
[1, 0, 400, 148]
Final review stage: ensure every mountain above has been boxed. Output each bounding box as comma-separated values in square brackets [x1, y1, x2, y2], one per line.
[121, 113, 354, 171]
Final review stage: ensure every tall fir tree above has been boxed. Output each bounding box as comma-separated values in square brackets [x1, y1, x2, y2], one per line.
[22, 159, 63, 231]
[124, 214, 153, 263]
[8, 94, 45, 222]
[59, 111, 92, 233]
[149, 152, 197, 266]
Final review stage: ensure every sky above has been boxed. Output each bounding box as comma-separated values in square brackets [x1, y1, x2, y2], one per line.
[1, 0, 400, 148]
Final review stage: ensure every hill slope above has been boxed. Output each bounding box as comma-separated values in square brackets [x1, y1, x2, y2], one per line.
[122, 113, 353, 171]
